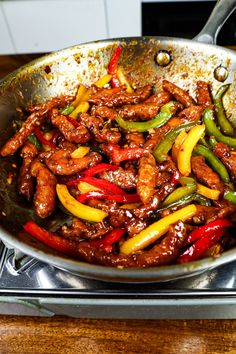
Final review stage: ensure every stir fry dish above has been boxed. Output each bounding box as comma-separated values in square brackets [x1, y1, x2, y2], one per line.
[1, 46, 236, 268]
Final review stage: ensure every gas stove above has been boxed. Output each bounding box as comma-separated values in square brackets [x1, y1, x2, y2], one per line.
[1, 241, 236, 319]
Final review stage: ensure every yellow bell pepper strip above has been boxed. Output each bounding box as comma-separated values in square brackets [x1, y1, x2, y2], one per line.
[77, 181, 101, 194]
[203, 108, 236, 148]
[115, 101, 178, 132]
[177, 124, 205, 176]
[172, 130, 188, 161]
[56, 184, 108, 222]
[116, 67, 133, 93]
[213, 84, 234, 136]
[70, 146, 90, 159]
[94, 74, 112, 88]
[196, 183, 220, 200]
[69, 101, 90, 118]
[120, 204, 197, 255]
[153, 121, 198, 162]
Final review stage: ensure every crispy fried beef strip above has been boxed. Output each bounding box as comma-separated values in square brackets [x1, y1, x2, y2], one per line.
[78, 221, 187, 267]
[18, 142, 38, 201]
[214, 142, 236, 181]
[137, 153, 158, 204]
[92, 106, 117, 120]
[51, 114, 90, 144]
[178, 105, 204, 122]
[145, 91, 172, 104]
[192, 205, 236, 224]
[61, 218, 112, 241]
[89, 85, 152, 107]
[118, 102, 160, 121]
[0, 96, 73, 156]
[191, 155, 225, 194]
[196, 81, 213, 108]
[124, 132, 144, 148]
[30, 160, 57, 218]
[162, 80, 195, 107]
[44, 150, 102, 175]
[98, 167, 137, 190]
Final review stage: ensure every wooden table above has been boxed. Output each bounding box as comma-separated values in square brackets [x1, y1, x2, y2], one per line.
[0, 54, 236, 354]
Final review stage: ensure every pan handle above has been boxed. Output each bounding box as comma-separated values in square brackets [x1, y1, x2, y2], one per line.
[194, 0, 236, 44]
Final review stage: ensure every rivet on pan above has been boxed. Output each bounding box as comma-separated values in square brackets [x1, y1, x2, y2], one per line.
[214, 65, 228, 82]
[155, 50, 172, 67]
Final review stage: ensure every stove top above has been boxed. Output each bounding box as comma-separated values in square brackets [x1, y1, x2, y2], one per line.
[1, 241, 236, 319]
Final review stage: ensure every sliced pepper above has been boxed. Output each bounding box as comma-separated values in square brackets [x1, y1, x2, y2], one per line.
[115, 101, 178, 132]
[24, 220, 80, 257]
[77, 181, 101, 194]
[203, 108, 236, 148]
[70, 146, 90, 159]
[56, 184, 108, 222]
[213, 84, 234, 136]
[194, 144, 230, 183]
[74, 176, 126, 195]
[196, 183, 220, 200]
[77, 190, 140, 204]
[153, 121, 198, 162]
[172, 130, 188, 161]
[183, 218, 233, 246]
[162, 183, 197, 206]
[177, 124, 205, 176]
[178, 228, 228, 263]
[90, 228, 126, 252]
[224, 190, 236, 204]
[34, 127, 56, 149]
[116, 67, 133, 93]
[108, 46, 122, 88]
[120, 204, 197, 255]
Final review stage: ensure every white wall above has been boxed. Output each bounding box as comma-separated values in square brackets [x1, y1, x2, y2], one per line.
[0, 0, 142, 54]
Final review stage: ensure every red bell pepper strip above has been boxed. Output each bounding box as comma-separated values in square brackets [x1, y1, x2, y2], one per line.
[108, 46, 122, 88]
[69, 176, 126, 195]
[183, 219, 233, 247]
[23, 220, 80, 257]
[178, 228, 228, 263]
[104, 143, 146, 164]
[77, 190, 140, 203]
[64, 115, 81, 128]
[34, 127, 56, 149]
[83, 163, 118, 177]
[90, 228, 126, 252]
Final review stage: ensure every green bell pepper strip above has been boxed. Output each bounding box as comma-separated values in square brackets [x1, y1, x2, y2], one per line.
[162, 183, 197, 206]
[115, 101, 177, 132]
[224, 190, 236, 204]
[61, 104, 74, 115]
[203, 108, 236, 148]
[194, 144, 230, 183]
[213, 84, 234, 136]
[153, 121, 198, 162]
[179, 176, 196, 185]
[209, 136, 217, 148]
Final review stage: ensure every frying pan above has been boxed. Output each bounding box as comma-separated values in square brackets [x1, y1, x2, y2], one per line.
[0, 0, 236, 283]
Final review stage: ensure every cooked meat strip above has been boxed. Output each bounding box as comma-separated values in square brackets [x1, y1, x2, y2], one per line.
[45, 150, 102, 175]
[144, 117, 183, 151]
[61, 218, 112, 241]
[126, 218, 148, 237]
[17, 142, 38, 201]
[137, 153, 158, 204]
[79, 113, 103, 129]
[178, 105, 204, 122]
[0, 96, 73, 157]
[118, 102, 160, 121]
[77, 221, 187, 267]
[28, 95, 74, 113]
[192, 205, 236, 224]
[213, 142, 236, 181]
[30, 160, 57, 218]
[51, 114, 90, 144]
[124, 131, 145, 148]
[92, 106, 117, 120]
[89, 85, 152, 107]
[162, 80, 195, 107]
[191, 155, 225, 194]
[196, 81, 213, 108]
[145, 91, 172, 104]
[98, 167, 137, 190]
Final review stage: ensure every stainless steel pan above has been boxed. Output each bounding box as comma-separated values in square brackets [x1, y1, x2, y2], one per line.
[0, 0, 236, 283]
